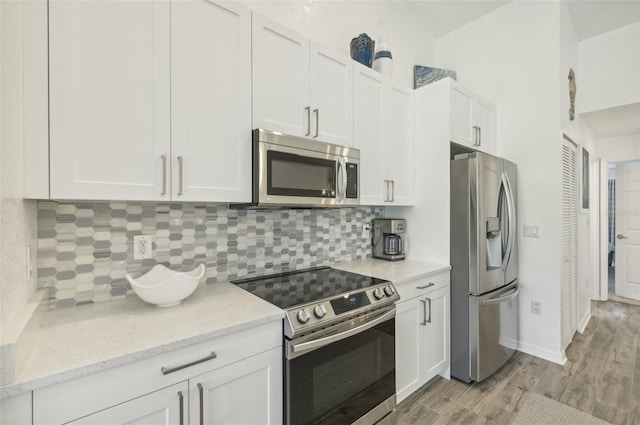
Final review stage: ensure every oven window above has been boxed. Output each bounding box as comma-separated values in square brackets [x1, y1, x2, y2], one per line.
[285, 318, 395, 425]
[267, 151, 336, 198]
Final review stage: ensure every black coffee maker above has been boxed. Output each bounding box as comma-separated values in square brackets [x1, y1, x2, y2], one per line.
[372, 219, 406, 261]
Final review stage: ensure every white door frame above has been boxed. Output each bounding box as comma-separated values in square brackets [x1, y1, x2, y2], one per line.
[597, 159, 609, 301]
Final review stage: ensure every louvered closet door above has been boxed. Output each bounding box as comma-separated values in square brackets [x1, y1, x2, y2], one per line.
[561, 139, 578, 349]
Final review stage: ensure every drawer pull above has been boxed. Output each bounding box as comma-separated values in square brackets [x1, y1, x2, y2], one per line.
[161, 351, 217, 375]
[416, 282, 435, 290]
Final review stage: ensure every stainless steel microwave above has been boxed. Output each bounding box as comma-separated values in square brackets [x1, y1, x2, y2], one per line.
[237, 129, 360, 208]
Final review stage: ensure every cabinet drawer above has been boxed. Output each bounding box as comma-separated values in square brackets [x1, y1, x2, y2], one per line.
[395, 271, 450, 303]
[34, 321, 281, 425]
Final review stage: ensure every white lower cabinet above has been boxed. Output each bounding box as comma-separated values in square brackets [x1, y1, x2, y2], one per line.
[67, 381, 188, 425]
[190, 348, 282, 425]
[33, 322, 282, 425]
[0, 392, 32, 425]
[395, 273, 450, 403]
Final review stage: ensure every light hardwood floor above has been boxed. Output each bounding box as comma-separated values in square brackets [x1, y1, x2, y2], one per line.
[390, 300, 640, 425]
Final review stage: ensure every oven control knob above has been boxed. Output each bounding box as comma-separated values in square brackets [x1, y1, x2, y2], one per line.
[384, 286, 395, 297]
[373, 288, 385, 300]
[297, 309, 311, 324]
[313, 304, 327, 319]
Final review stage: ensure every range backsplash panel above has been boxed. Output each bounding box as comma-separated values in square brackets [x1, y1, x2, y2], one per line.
[37, 202, 383, 308]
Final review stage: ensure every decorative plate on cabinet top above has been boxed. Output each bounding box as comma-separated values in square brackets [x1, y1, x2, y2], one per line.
[126, 264, 205, 307]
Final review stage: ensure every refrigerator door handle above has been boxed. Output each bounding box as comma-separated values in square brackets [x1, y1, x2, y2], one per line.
[501, 172, 516, 271]
[481, 287, 519, 306]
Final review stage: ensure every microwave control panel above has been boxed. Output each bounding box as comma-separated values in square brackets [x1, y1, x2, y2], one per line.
[345, 163, 358, 199]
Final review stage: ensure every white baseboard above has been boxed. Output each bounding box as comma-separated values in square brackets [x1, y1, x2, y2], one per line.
[517, 340, 566, 365]
[578, 312, 591, 334]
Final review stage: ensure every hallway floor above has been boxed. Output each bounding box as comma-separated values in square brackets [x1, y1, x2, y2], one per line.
[390, 300, 640, 425]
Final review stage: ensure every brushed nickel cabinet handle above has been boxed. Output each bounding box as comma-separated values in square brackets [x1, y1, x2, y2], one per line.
[416, 282, 435, 290]
[390, 180, 395, 202]
[198, 383, 204, 425]
[478, 126, 482, 146]
[472, 126, 479, 146]
[161, 351, 217, 375]
[314, 108, 319, 138]
[305, 106, 311, 136]
[420, 299, 428, 326]
[425, 297, 432, 323]
[178, 391, 184, 425]
[161, 154, 167, 195]
[177, 155, 184, 196]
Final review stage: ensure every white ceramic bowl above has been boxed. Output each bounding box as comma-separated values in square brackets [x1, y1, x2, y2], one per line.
[126, 264, 205, 307]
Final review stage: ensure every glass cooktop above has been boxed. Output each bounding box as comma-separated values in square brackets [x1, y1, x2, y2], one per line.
[231, 266, 388, 309]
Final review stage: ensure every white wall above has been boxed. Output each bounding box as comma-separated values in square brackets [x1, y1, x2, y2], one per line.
[240, 0, 436, 88]
[559, 1, 598, 334]
[0, 0, 38, 335]
[597, 134, 640, 162]
[436, 1, 567, 362]
[578, 22, 640, 114]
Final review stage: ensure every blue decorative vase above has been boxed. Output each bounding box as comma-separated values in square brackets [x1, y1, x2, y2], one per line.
[350, 33, 375, 68]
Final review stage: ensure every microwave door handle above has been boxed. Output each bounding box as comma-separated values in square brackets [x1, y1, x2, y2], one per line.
[336, 158, 346, 203]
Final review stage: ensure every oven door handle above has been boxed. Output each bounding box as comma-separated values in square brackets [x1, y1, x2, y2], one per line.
[291, 308, 395, 354]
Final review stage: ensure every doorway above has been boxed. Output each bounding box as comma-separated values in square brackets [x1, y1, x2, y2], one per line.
[604, 160, 640, 306]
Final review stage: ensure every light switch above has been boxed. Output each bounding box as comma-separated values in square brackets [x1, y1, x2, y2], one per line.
[524, 225, 539, 238]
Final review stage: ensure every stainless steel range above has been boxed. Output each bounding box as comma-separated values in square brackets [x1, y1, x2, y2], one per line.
[233, 267, 399, 425]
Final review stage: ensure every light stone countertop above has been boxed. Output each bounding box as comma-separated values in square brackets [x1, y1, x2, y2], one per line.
[1, 282, 284, 398]
[1, 257, 448, 399]
[334, 257, 451, 285]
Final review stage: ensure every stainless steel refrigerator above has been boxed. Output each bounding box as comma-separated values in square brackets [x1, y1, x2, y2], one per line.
[450, 151, 519, 383]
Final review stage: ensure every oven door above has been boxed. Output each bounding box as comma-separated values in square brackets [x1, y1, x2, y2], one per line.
[285, 307, 396, 425]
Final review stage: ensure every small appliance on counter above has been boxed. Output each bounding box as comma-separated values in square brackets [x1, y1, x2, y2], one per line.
[372, 219, 406, 261]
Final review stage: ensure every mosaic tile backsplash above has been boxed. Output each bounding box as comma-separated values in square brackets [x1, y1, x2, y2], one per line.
[37, 202, 383, 309]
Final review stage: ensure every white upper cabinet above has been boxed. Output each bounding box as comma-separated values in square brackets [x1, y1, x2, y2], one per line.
[386, 84, 414, 206]
[49, 0, 171, 200]
[252, 14, 310, 137]
[472, 96, 496, 154]
[48, 0, 251, 202]
[309, 43, 353, 145]
[354, 62, 414, 206]
[448, 79, 497, 154]
[354, 64, 387, 205]
[171, 0, 251, 202]
[252, 14, 353, 145]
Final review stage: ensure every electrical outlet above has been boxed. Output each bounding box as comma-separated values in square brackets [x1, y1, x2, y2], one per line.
[362, 224, 371, 238]
[531, 300, 543, 315]
[133, 235, 153, 260]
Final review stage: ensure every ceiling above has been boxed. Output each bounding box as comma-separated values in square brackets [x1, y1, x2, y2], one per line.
[403, 0, 640, 42]
[581, 103, 640, 138]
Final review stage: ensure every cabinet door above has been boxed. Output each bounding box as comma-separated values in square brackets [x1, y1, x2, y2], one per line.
[252, 14, 310, 137]
[309, 43, 353, 145]
[473, 97, 496, 154]
[395, 297, 423, 404]
[423, 286, 450, 382]
[354, 63, 388, 205]
[49, 0, 171, 200]
[386, 84, 414, 206]
[1, 392, 32, 425]
[67, 381, 188, 425]
[189, 347, 282, 425]
[171, 0, 251, 202]
[449, 84, 474, 148]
